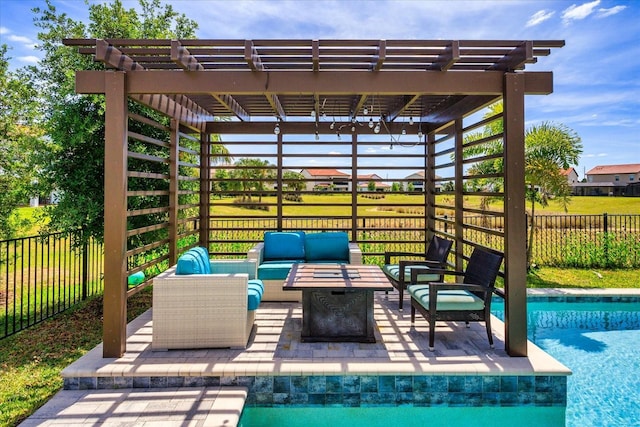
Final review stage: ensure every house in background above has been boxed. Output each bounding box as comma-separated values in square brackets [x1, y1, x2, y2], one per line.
[404, 171, 442, 192]
[561, 167, 579, 185]
[300, 168, 351, 191]
[572, 163, 640, 196]
[356, 174, 390, 192]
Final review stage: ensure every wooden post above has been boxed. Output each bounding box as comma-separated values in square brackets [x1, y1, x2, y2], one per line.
[199, 132, 211, 248]
[454, 118, 465, 270]
[426, 132, 436, 243]
[351, 133, 358, 241]
[168, 119, 179, 265]
[103, 71, 128, 358]
[503, 72, 528, 356]
[277, 131, 283, 231]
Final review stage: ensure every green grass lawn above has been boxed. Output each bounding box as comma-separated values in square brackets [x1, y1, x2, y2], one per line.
[0, 289, 152, 427]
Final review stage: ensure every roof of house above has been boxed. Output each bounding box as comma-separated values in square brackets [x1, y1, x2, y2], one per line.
[302, 168, 350, 177]
[586, 164, 640, 175]
[357, 174, 382, 180]
[560, 167, 577, 176]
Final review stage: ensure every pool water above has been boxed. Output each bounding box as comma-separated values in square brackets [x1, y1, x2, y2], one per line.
[239, 407, 565, 427]
[505, 300, 640, 427]
[239, 299, 640, 427]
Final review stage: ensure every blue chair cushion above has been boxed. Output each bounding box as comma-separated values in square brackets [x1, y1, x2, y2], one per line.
[263, 231, 306, 261]
[176, 250, 208, 275]
[407, 286, 485, 311]
[304, 232, 349, 262]
[247, 279, 264, 310]
[257, 260, 304, 280]
[382, 264, 440, 283]
[190, 246, 211, 274]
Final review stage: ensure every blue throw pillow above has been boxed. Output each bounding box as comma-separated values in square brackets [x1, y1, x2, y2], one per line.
[305, 232, 349, 262]
[191, 246, 211, 274]
[263, 231, 306, 260]
[176, 251, 205, 275]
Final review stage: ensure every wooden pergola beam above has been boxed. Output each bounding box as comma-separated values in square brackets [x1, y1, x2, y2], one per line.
[211, 93, 250, 121]
[76, 70, 554, 95]
[386, 94, 420, 122]
[266, 93, 286, 120]
[171, 40, 204, 71]
[427, 40, 460, 71]
[244, 40, 264, 71]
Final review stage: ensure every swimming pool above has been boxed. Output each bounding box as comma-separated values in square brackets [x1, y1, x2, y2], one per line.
[499, 298, 640, 427]
[239, 296, 640, 427]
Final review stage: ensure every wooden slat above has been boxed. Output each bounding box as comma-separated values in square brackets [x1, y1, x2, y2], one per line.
[171, 40, 204, 71]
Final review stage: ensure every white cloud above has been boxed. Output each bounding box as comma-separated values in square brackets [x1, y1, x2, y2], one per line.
[17, 55, 39, 64]
[526, 10, 555, 27]
[562, 0, 601, 23]
[0, 27, 9, 35]
[8, 34, 33, 44]
[597, 5, 627, 18]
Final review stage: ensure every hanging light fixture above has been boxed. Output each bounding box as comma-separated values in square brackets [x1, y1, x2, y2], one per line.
[274, 122, 280, 135]
[330, 120, 335, 130]
[315, 130, 320, 141]
[368, 118, 374, 128]
[409, 116, 414, 126]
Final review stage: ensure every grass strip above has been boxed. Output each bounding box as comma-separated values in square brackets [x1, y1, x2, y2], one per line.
[0, 288, 152, 427]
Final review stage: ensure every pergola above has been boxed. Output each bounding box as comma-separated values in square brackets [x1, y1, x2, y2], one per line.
[63, 38, 564, 358]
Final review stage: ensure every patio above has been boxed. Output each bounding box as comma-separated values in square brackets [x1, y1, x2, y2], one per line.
[59, 293, 569, 408]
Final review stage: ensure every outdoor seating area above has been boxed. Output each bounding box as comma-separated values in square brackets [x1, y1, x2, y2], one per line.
[247, 231, 363, 301]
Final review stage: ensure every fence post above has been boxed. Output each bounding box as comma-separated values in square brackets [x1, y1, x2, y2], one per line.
[82, 230, 89, 300]
[603, 213, 609, 267]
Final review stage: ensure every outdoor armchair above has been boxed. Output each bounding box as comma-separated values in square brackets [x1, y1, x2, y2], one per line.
[382, 234, 453, 310]
[407, 247, 504, 351]
[152, 249, 263, 350]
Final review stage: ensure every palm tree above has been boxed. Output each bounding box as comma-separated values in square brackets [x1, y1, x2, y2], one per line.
[463, 102, 582, 268]
[524, 122, 581, 266]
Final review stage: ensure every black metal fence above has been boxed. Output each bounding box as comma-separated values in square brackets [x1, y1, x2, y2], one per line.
[0, 230, 104, 339]
[1, 213, 638, 340]
[209, 213, 640, 268]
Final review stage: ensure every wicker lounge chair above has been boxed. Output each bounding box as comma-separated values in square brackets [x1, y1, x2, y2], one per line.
[407, 247, 504, 351]
[382, 235, 453, 310]
[152, 251, 263, 350]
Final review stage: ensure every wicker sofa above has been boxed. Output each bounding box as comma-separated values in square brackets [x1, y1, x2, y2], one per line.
[247, 231, 362, 302]
[152, 247, 263, 350]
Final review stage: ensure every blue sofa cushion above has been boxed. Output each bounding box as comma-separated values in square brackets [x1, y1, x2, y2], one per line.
[263, 231, 306, 261]
[305, 232, 349, 262]
[176, 249, 209, 275]
[257, 260, 304, 280]
[247, 279, 264, 310]
[407, 286, 485, 311]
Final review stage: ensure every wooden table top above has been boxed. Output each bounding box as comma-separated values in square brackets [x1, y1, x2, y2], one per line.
[283, 264, 393, 291]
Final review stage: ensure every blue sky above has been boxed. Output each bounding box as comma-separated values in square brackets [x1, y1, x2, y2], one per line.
[1, 0, 638, 179]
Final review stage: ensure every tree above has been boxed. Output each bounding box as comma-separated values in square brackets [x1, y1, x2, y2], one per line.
[33, 0, 198, 244]
[0, 45, 47, 238]
[231, 158, 274, 204]
[524, 122, 581, 265]
[367, 180, 376, 192]
[463, 102, 582, 268]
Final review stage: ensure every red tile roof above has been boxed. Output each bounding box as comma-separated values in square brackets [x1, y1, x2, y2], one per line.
[560, 167, 576, 176]
[586, 164, 640, 175]
[303, 168, 350, 177]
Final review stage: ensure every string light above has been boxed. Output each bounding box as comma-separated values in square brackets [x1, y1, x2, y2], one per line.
[274, 122, 280, 135]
